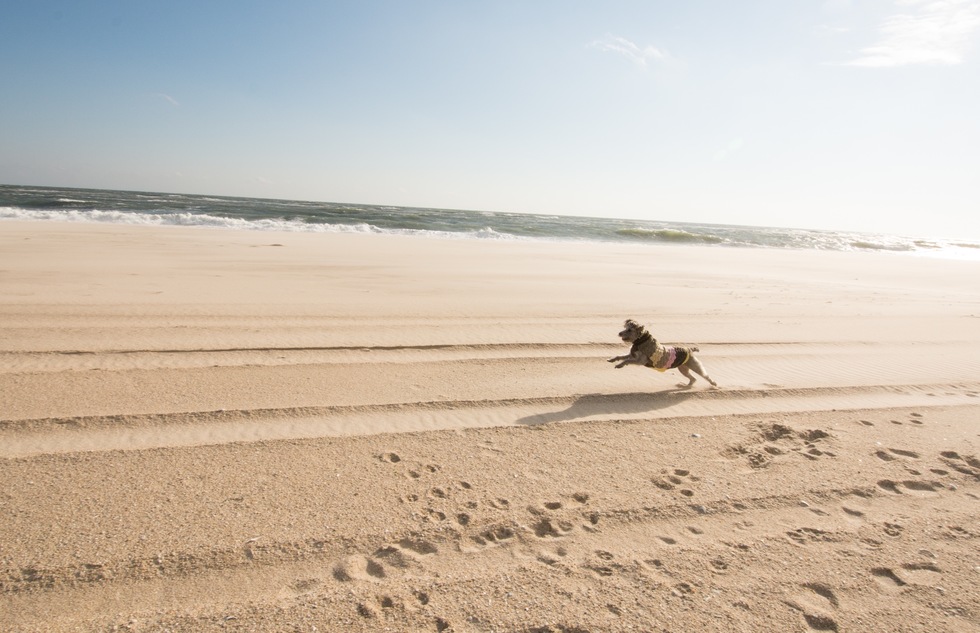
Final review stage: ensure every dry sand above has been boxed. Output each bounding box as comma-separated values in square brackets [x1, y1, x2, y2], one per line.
[1, 220, 979, 632]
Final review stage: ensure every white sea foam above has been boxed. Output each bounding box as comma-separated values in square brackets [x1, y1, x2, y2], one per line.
[3, 185, 979, 258]
[0, 207, 523, 241]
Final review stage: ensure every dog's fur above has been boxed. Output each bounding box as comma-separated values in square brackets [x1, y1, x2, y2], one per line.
[607, 319, 717, 388]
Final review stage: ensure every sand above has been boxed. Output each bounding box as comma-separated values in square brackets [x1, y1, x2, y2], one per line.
[1, 220, 979, 632]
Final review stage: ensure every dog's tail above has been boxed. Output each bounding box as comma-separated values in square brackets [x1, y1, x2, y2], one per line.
[689, 346, 700, 353]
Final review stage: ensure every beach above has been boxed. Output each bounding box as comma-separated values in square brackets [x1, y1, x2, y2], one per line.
[1, 220, 979, 632]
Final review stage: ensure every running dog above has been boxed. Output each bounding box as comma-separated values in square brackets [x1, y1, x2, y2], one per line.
[607, 319, 718, 388]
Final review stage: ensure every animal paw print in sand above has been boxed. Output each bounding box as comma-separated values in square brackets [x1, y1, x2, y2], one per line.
[524, 493, 596, 541]
[873, 447, 941, 480]
[353, 591, 448, 629]
[535, 545, 570, 569]
[939, 451, 980, 479]
[869, 562, 944, 593]
[785, 527, 836, 546]
[526, 501, 576, 539]
[332, 540, 438, 588]
[469, 523, 518, 549]
[876, 477, 944, 495]
[651, 468, 699, 497]
[332, 554, 389, 583]
[874, 447, 920, 463]
[379, 453, 470, 519]
[380, 452, 403, 464]
[378, 451, 442, 481]
[726, 423, 836, 469]
[353, 593, 406, 620]
[585, 549, 619, 577]
[880, 411, 928, 426]
[784, 582, 840, 632]
[449, 496, 517, 549]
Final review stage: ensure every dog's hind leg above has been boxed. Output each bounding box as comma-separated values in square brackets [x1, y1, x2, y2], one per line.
[677, 365, 697, 388]
[685, 356, 718, 388]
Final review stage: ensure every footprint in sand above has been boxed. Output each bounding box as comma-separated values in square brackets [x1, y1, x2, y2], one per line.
[535, 545, 569, 568]
[489, 497, 511, 510]
[395, 538, 438, 556]
[889, 448, 920, 458]
[875, 448, 920, 462]
[651, 468, 699, 497]
[882, 521, 903, 537]
[841, 506, 865, 518]
[786, 527, 834, 545]
[333, 555, 387, 582]
[871, 567, 907, 591]
[289, 578, 321, 594]
[532, 516, 574, 539]
[939, 451, 980, 478]
[730, 423, 836, 468]
[469, 524, 517, 549]
[785, 582, 840, 632]
[900, 562, 943, 587]
[877, 479, 943, 495]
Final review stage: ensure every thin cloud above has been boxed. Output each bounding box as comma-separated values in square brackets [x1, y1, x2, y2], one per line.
[590, 35, 669, 67]
[155, 93, 180, 107]
[844, 0, 980, 67]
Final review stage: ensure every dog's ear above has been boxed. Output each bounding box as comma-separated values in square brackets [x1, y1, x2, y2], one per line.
[623, 319, 638, 329]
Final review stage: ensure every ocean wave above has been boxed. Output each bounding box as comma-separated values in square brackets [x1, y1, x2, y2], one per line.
[849, 240, 914, 252]
[616, 227, 726, 245]
[4, 185, 979, 259]
[0, 206, 523, 241]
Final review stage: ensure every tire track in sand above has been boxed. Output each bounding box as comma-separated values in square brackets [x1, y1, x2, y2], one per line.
[2, 383, 978, 457]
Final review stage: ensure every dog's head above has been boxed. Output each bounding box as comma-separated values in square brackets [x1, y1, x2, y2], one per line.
[618, 319, 647, 344]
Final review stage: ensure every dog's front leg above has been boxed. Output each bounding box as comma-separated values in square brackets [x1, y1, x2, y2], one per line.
[607, 354, 629, 364]
[611, 355, 642, 369]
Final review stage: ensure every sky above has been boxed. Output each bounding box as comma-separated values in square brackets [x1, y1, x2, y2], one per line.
[2, 0, 979, 239]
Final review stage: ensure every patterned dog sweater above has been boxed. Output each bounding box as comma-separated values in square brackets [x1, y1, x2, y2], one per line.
[649, 346, 691, 372]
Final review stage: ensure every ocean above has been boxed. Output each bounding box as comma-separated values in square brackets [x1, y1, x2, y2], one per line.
[2, 184, 978, 259]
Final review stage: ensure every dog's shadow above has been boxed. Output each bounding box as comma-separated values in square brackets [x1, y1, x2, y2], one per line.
[516, 389, 697, 426]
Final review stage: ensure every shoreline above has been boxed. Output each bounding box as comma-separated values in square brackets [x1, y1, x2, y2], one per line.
[5, 187, 980, 258]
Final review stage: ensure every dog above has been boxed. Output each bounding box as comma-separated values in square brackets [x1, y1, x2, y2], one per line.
[607, 319, 717, 388]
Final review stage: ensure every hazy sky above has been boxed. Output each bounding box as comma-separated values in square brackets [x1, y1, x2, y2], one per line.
[2, 1, 979, 238]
